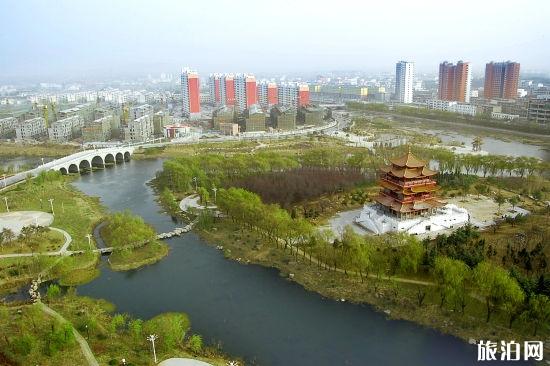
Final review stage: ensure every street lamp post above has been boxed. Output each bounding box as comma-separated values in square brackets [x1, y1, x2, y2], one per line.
[192, 177, 198, 191]
[212, 187, 217, 203]
[85, 234, 93, 250]
[146, 334, 158, 363]
[3, 197, 8, 212]
[41, 157, 45, 166]
[48, 198, 54, 216]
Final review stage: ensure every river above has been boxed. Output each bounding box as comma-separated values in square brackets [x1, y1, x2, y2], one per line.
[71, 159, 528, 366]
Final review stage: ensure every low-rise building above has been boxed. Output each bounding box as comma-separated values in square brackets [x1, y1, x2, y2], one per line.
[244, 105, 266, 132]
[426, 99, 476, 116]
[48, 115, 84, 142]
[82, 116, 112, 142]
[153, 111, 172, 135]
[0, 117, 17, 137]
[298, 106, 325, 126]
[527, 97, 550, 124]
[219, 122, 239, 136]
[270, 106, 296, 130]
[163, 124, 191, 139]
[212, 106, 235, 130]
[15, 117, 47, 140]
[491, 112, 519, 120]
[125, 115, 153, 142]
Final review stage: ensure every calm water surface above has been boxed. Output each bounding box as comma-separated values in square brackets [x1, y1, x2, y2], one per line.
[73, 159, 529, 366]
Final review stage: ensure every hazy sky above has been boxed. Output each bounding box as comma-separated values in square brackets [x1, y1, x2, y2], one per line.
[1, 0, 549, 81]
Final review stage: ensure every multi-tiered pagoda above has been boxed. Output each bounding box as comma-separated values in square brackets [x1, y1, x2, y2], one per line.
[375, 150, 444, 219]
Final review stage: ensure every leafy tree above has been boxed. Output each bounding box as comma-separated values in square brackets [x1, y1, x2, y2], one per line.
[434, 256, 470, 312]
[188, 334, 203, 353]
[46, 284, 61, 301]
[522, 294, 550, 336]
[397, 236, 424, 274]
[129, 318, 143, 341]
[0, 227, 15, 246]
[144, 313, 190, 350]
[495, 193, 506, 214]
[11, 334, 34, 356]
[473, 261, 525, 323]
[110, 314, 127, 334]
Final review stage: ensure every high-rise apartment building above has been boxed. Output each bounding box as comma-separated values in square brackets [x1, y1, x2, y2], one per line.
[234, 74, 257, 113]
[208, 73, 223, 106]
[278, 83, 310, 109]
[181, 68, 200, 118]
[484, 61, 520, 100]
[257, 81, 278, 109]
[395, 61, 414, 103]
[438, 61, 471, 103]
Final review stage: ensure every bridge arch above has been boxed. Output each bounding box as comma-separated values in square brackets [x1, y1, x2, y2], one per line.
[59, 167, 68, 175]
[115, 152, 124, 163]
[68, 164, 79, 173]
[104, 153, 115, 165]
[124, 151, 131, 162]
[79, 159, 91, 173]
[91, 155, 104, 169]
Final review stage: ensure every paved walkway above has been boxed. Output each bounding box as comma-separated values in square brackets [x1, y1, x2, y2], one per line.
[0, 227, 72, 259]
[0, 211, 54, 235]
[40, 302, 99, 366]
[179, 194, 217, 211]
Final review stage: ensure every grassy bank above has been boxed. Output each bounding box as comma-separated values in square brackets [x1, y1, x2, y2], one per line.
[0, 293, 239, 366]
[0, 175, 104, 291]
[108, 242, 169, 271]
[0, 142, 79, 158]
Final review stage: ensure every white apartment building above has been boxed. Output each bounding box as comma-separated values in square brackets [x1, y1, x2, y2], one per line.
[15, 117, 47, 140]
[426, 99, 477, 116]
[0, 117, 18, 137]
[395, 61, 414, 104]
[208, 73, 223, 107]
[234, 74, 251, 113]
[278, 83, 299, 109]
[125, 115, 154, 142]
[48, 115, 84, 142]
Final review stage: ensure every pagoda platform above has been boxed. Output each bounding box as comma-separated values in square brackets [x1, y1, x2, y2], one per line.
[355, 203, 469, 235]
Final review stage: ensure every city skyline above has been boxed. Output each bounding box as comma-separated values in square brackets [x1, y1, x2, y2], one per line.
[1, 0, 549, 82]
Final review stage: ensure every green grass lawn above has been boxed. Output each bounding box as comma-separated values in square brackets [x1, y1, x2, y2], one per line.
[0, 229, 65, 255]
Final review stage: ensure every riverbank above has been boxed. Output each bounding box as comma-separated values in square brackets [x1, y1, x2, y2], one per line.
[0, 142, 79, 158]
[195, 218, 547, 350]
[108, 242, 170, 271]
[0, 293, 238, 366]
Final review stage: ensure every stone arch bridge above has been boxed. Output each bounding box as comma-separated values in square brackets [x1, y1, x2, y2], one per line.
[51, 147, 134, 174]
[1, 146, 135, 189]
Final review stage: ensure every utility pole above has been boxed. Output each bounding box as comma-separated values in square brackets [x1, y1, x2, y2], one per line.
[48, 198, 54, 216]
[3, 197, 8, 212]
[146, 334, 158, 363]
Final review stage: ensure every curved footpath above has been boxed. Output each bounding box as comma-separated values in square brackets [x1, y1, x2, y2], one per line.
[40, 302, 99, 366]
[0, 227, 73, 259]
